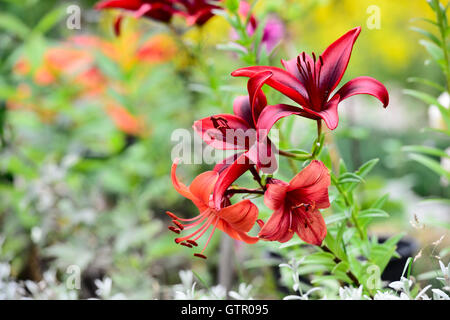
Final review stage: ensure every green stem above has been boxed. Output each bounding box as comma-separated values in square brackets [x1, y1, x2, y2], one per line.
[321, 245, 361, 287]
[332, 176, 365, 240]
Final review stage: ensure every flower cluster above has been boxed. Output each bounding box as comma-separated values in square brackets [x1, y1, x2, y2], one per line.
[95, 0, 220, 35]
[167, 26, 389, 259]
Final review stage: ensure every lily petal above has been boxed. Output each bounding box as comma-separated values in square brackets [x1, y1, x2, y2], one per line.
[264, 179, 289, 211]
[213, 153, 253, 210]
[218, 220, 259, 243]
[288, 160, 331, 209]
[193, 114, 252, 150]
[294, 208, 327, 246]
[256, 104, 313, 142]
[217, 199, 258, 232]
[258, 207, 293, 243]
[213, 152, 244, 174]
[189, 170, 219, 205]
[247, 71, 272, 124]
[319, 27, 361, 99]
[316, 94, 340, 130]
[171, 160, 207, 210]
[232, 66, 309, 106]
[336, 76, 389, 107]
[233, 96, 253, 128]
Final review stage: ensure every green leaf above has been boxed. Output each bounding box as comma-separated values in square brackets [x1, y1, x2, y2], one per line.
[409, 153, 450, 180]
[403, 145, 450, 158]
[419, 39, 445, 67]
[0, 13, 30, 39]
[372, 193, 389, 209]
[411, 27, 441, 45]
[359, 208, 390, 219]
[407, 77, 446, 92]
[403, 89, 450, 126]
[32, 6, 66, 35]
[338, 172, 365, 184]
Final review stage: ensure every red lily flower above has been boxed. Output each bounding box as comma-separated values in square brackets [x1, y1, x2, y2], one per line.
[177, 0, 220, 26]
[193, 71, 278, 174]
[258, 160, 330, 245]
[95, 0, 219, 33]
[168, 160, 259, 259]
[95, 0, 176, 22]
[231, 27, 389, 130]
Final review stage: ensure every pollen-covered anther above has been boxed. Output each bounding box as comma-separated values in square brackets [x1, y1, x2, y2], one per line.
[256, 219, 265, 228]
[174, 238, 183, 244]
[168, 226, 181, 234]
[194, 253, 207, 260]
[172, 220, 184, 230]
[166, 211, 179, 220]
[180, 242, 193, 248]
[186, 240, 198, 247]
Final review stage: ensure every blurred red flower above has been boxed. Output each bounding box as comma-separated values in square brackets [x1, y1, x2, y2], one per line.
[95, 0, 220, 34]
[232, 27, 389, 130]
[258, 160, 330, 245]
[167, 160, 259, 259]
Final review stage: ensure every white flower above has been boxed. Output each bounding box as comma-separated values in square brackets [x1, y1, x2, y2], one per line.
[229, 283, 253, 300]
[94, 277, 113, 298]
[283, 287, 322, 300]
[432, 289, 450, 300]
[339, 286, 369, 300]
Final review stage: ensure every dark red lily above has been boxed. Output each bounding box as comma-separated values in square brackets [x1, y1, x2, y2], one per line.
[95, 0, 176, 23]
[95, 0, 219, 31]
[168, 160, 259, 259]
[193, 71, 278, 175]
[258, 160, 330, 245]
[177, 0, 220, 26]
[231, 27, 389, 130]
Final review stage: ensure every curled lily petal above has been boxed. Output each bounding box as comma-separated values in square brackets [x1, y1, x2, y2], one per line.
[193, 114, 252, 150]
[232, 66, 309, 106]
[336, 76, 389, 107]
[247, 71, 272, 125]
[216, 199, 258, 233]
[213, 153, 253, 210]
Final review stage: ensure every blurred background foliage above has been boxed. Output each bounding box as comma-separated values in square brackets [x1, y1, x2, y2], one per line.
[0, 0, 448, 299]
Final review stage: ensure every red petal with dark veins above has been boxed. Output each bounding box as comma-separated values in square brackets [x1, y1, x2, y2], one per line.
[264, 179, 289, 211]
[336, 76, 389, 108]
[293, 208, 327, 246]
[193, 114, 252, 150]
[232, 66, 310, 107]
[315, 94, 340, 130]
[319, 27, 361, 100]
[258, 207, 293, 243]
[213, 153, 253, 210]
[247, 71, 272, 125]
[232, 96, 253, 128]
[288, 160, 331, 209]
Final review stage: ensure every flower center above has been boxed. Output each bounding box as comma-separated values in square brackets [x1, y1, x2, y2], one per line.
[296, 52, 325, 110]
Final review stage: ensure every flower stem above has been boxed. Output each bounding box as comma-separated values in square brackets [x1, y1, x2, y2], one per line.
[321, 245, 361, 287]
